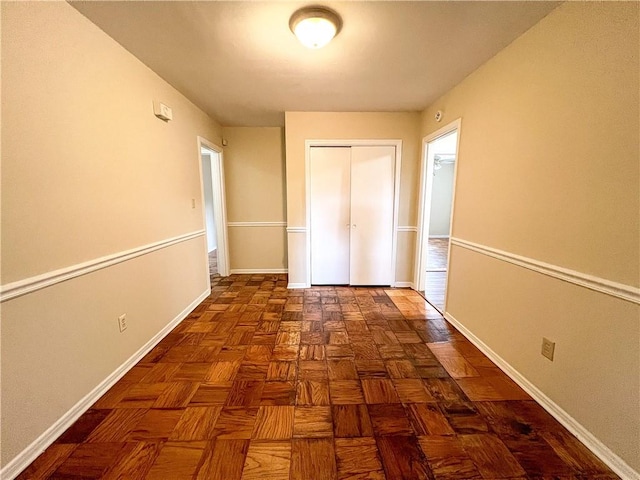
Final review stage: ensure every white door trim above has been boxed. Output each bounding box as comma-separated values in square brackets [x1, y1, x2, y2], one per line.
[305, 139, 403, 288]
[414, 119, 462, 311]
[197, 136, 230, 278]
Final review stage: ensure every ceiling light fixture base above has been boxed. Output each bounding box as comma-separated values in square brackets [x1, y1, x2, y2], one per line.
[289, 6, 342, 49]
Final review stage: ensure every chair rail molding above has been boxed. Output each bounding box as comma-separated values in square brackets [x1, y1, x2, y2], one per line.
[451, 237, 640, 305]
[227, 221, 287, 227]
[0, 230, 206, 303]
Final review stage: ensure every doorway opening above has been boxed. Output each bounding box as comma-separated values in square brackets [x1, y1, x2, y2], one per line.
[415, 120, 461, 313]
[198, 137, 230, 281]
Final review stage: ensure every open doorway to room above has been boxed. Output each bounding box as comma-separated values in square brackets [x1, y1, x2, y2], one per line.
[415, 120, 460, 313]
[201, 149, 219, 275]
[198, 137, 230, 279]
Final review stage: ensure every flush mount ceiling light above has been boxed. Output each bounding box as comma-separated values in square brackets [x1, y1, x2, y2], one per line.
[289, 6, 342, 49]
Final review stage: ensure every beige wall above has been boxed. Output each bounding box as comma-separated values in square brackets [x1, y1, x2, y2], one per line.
[1, 1, 221, 467]
[422, 2, 639, 470]
[284, 112, 421, 285]
[222, 127, 287, 271]
[428, 163, 455, 236]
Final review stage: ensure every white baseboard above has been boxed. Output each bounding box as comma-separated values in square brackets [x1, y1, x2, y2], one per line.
[443, 311, 639, 480]
[286, 282, 415, 289]
[229, 269, 288, 274]
[1, 288, 211, 480]
[428, 234, 450, 239]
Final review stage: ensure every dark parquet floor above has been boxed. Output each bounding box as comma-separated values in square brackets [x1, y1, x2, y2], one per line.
[17, 274, 618, 479]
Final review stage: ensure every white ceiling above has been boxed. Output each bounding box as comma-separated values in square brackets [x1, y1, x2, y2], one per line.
[70, 1, 559, 127]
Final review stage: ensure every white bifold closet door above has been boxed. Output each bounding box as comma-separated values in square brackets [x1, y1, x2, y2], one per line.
[310, 147, 351, 284]
[310, 145, 395, 286]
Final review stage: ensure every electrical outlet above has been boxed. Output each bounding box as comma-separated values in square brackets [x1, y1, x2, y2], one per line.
[541, 337, 555, 361]
[191, 198, 196, 209]
[118, 314, 127, 333]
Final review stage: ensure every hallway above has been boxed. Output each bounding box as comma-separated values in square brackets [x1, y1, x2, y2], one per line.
[18, 275, 617, 479]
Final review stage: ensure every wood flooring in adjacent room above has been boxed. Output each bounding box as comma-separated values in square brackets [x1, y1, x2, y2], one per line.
[208, 249, 218, 277]
[17, 274, 619, 480]
[423, 238, 449, 312]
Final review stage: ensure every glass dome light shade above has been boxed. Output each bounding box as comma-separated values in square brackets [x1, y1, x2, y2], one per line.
[290, 7, 342, 49]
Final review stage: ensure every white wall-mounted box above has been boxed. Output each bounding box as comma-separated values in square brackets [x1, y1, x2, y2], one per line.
[153, 101, 172, 121]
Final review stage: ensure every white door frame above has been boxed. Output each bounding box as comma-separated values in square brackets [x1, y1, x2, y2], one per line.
[304, 139, 402, 288]
[414, 119, 462, 309]
[197, 136, 230, 278]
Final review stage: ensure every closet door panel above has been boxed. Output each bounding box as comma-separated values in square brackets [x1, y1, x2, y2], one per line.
[310, 147, 351, 285]
[349, 146, 395, 285]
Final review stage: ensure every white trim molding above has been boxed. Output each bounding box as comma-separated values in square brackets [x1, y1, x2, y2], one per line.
[414, 118, 462, 300]
[287, 282, 307, 289]
[0, 289, 211, 480]
[394, 281, 415, 288]
[0, 230, 206, 303]
[227, 221, 287, 227]
[229, 269, 288, 274]
[428, 234, 450, 239]
[444, 311, 640, 480]
[397, 226, 418, 233]
[451, 237, 640, 305]
[286, 226, 307, 234]
[198, 137, 230, 277]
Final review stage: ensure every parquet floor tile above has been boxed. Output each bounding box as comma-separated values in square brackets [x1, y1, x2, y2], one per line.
[126, 408, 184, 441]
[417, 436, 482, 480]
[17, 274, 620, 479]
[194, 439, 249, 480]
[335, 437, 385, 479]
[460, 433, 527, 478]
[169, 406, 222, 441]
[368, 403, 415, 436]
[49, 442, 134, 479]
[15, 444, 75, 480]
[362, 379, 401, 404]
[55, 409, 111, 444]
[85, 408, 148, 443]
[242, 441, 291, 480]
[405, 402, 455, 436]
[296, 380, 331, 405]
[261, 380, 296, 405]
[252, 406, 295, 439]
[329, 380, 366, 404]
[332, 404, 374, 438]
[291, 438, 337, 480]
[392, 379, 435, 403]
[293, 406, 334, 438]
[376, 435, 435, 479]
[101, 441, 163, 480]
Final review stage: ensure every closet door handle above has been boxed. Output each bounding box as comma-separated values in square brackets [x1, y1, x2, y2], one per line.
[352, 224, 357, 228]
